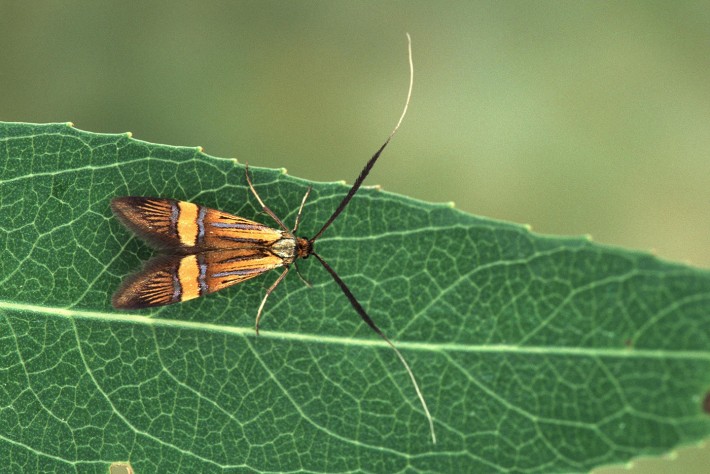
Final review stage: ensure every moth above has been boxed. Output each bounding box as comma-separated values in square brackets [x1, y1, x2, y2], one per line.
[111, 34, 435, 443]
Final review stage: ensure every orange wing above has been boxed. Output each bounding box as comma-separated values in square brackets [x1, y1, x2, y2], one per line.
[112, 248, 286, 309]
[111, 197, 285, 251]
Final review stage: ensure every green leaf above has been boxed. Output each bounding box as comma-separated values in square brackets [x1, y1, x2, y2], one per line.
[1, 121, 709, 473]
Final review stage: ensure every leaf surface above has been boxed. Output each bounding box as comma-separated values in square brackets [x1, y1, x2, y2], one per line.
[1, 122, 709, 473]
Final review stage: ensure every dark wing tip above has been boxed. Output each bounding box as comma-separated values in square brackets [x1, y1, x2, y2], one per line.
[112, 255, 182, 309]
[110, 197, 184, 250]
[110, 196, 160, 218]
[112, 288, 151, 309]
[112, 272, 158, 309]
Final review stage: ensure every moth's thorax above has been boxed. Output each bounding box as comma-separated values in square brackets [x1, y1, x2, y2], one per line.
[271, 234, 298, 262]
[271, 235, 312, 262]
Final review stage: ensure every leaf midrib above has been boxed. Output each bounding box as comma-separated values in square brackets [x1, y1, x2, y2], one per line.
[2, 300, 708, 361]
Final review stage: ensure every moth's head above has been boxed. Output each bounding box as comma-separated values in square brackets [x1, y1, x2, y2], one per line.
[296, 237, 313, 259]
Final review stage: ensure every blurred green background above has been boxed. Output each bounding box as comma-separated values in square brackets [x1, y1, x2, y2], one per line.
[1, 1, 708, 472]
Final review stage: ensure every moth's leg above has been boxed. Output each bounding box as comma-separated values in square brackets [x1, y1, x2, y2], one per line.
[293, 261, 312, 288]
[255, 266, 290, 335]
[292, 186, 312, 233]
[245, 163, 289, 232]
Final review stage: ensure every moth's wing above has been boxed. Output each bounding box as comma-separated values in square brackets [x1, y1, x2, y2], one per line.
[112, 249, 286, 309]
[111, 197, 285, 251]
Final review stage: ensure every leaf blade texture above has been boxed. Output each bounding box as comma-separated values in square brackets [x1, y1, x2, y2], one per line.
[1, 122, 709, 473]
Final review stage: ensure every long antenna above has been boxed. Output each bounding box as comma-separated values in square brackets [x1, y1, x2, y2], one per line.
[306, 34, 434, 443]
[309, 33, 414, 243]
[311, 251, 436, 444]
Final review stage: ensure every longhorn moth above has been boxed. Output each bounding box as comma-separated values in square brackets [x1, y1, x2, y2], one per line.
[111, 34, 435, 443]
